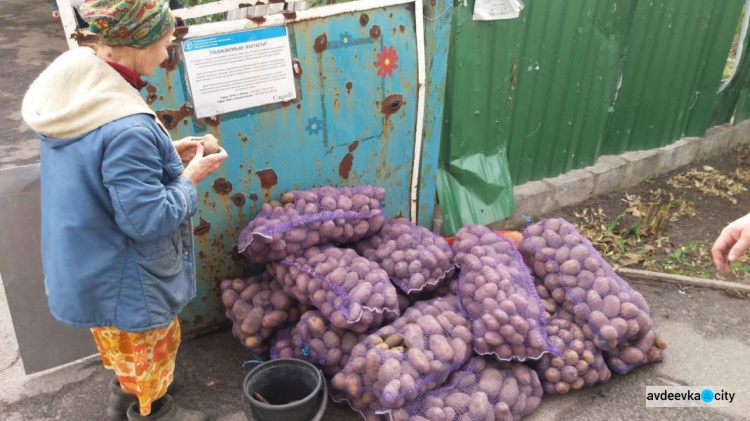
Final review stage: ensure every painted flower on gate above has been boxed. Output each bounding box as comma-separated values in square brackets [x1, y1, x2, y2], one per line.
[306, 117, 323, 135]
[339, 31, 352, 44]
[374, 46, 399, 77]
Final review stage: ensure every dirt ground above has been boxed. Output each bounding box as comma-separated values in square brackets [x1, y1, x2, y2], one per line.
[539, 145, 750, 285]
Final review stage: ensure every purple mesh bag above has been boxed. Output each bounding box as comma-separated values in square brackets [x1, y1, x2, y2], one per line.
[267, 245, 399, 333]
[519, 218, 655, 351]
[270, 325, 304, 360]
[352, 218, 456, 294]
[391, 357, 543, 421]
[452, 224, 558, 362]
[331, 296, 473, 413]
[295, 310, 371, 377]
[532, 317, 611, 394]
[220, 272, 306, 353]
[605, 327, 667, 374]
[237, 186, 386, 263]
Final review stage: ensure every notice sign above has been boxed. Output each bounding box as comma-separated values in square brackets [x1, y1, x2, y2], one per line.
[182, 26, 296, 118]
[473, 0, 524, 21]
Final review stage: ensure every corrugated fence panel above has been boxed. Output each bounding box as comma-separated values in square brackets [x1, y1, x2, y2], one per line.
[685, 0, 745, 134]
[713, 5, 750, 126]
[602, 0, 743, 154]
[437, 0, 633, 235]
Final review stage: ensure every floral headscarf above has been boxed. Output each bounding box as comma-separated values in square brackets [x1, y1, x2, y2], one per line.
[79, 0, 175, 49]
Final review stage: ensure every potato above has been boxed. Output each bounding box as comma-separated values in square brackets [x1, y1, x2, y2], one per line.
[454, 224, 555, 362]
[237, 186, 387, 263]
[200, 134, 220, 155]
[269, 245, 398, 332]
[532, 318, 611, 394]
[332, 297, 472, 412]
[605, 329, 666, 374]
[389, 358, 542, 420]
[522, 219, 658, 352]
[220, 272, 306, 354]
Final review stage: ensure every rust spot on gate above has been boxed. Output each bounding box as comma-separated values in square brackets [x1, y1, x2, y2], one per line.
[146, 85, 158, 104]
[338, 140, 360, 180]
[71, 30, 100, 47]
[203, 116, 221, 127]
[370, 25, 381, 40]
[249, 16, 266, 24]
[249, 193, 259, 202]
[346, 82, 353, 94]
[231, 193, 246, 207]
[339, 154, 354, 180]
[156, 103, 193, 130]
[399, 25, 406, 33]
[381, 94, 405, 116]
[160, 44, 180, 72]
[292, 59, 303, 78]
[280, 10, 297, 19]
[313, 33, 328, 54]
[230, 245, 244, 262]
[256, 169, 278, 189]
[194, 218, 211, 236]
[359, 14, 369, 27]
[213, 178, 233, 194]
[174, 26, 189, 41]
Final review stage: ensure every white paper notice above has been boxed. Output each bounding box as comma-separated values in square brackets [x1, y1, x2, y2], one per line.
[473, 0, 524, 21]
[182, 26, 297, 118]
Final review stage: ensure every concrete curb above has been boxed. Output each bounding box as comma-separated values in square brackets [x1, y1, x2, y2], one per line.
[617, 268, 750, 294]
[475, 123, 750, 230]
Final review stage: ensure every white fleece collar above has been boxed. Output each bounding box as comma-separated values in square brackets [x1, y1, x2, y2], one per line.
[22, 47, 158, 139]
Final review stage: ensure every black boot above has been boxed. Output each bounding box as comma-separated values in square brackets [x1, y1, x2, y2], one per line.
[108, 378, 177, 420]
[125, 394, 208, 420]
[107, 378, 138, 420]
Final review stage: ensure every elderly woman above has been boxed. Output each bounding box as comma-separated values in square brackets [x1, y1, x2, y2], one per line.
[22, 1, 226, 419]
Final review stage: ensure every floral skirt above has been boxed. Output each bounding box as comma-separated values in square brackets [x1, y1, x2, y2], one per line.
[91, 317, 181, 416]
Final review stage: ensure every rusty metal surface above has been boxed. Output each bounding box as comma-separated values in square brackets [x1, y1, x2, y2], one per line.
[142, 5, 434, 335]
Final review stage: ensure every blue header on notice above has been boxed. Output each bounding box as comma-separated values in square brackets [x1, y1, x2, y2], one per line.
[183, 26, 287, 52]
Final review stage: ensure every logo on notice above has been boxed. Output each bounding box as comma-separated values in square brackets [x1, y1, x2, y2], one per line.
[183, 40, 194, 51]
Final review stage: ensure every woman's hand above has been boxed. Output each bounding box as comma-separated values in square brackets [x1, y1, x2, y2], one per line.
[173, 137, 203, 164]
[712, 212, 750, 274]
[182, 143, 228, 186]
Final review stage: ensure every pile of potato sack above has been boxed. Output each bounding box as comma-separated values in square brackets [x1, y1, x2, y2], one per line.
[221, 185, 667, 420]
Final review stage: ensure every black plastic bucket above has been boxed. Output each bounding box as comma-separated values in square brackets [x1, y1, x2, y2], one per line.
[242, 359, 326, 421]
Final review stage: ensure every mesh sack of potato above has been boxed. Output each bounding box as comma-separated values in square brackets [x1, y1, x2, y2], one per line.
[268, 245, 399, 333]
[237, 185, 387, 263]
[295, 310, 371, 377]
[531, 317, 611, 394]
[391, 357, 543, 421]
[452, 224, 558, 361]
[604, 328, 667, 374]
[270, 325, 305, 360]
[331, 296, 474, 413]
[519, 218, 654, 351]
[220, 272, 306, 354]
[352, 218, 455, 294]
